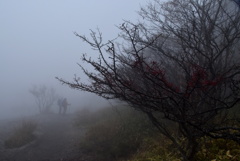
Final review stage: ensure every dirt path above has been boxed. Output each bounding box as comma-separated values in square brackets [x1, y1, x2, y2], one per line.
[0, 114, 86, 161]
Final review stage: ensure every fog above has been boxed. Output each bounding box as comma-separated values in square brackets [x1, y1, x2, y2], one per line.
[0, 0, 147, 119]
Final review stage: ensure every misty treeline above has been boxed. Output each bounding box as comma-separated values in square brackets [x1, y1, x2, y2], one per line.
[57, 0, 240, 160]
[29, 85, 57, 113]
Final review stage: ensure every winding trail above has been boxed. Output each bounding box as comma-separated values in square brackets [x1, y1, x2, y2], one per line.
[0, 113, 86, 161]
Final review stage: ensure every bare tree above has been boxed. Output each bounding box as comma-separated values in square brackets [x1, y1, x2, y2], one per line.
[29, 85, 57, 113]
[57, 0, 240, 160]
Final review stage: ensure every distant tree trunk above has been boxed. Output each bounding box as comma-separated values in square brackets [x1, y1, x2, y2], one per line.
[29, 85, 57, 114]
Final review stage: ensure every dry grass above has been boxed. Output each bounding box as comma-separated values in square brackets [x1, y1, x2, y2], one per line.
[4, 119, 37, 149]
[75, 106, 240, 161]
[76, 106, 157, 161]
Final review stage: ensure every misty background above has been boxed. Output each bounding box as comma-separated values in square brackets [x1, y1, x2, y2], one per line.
[0, 0, 147, 119]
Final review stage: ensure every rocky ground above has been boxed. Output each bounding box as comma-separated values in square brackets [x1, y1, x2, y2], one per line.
[0, 113, 87, 161]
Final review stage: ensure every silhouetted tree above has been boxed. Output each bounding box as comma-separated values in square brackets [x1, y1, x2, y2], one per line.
[57, 0, 240, 160]
[29, 85, 57, 113]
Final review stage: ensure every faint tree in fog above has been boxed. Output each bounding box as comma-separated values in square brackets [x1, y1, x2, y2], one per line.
[57, 0, 240, 160]
[29, 85, 57, 113]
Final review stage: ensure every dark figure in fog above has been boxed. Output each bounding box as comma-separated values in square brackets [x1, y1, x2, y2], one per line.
[58, 98, 64, 114]
[62, 98, 70, 114]
[58, 98, 70, 114]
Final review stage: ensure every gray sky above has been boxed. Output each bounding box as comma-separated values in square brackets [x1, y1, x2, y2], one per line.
[0, 0, 148, 119]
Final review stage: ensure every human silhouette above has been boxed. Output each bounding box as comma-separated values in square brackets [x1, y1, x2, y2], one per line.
[58, 98, 70, 114]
